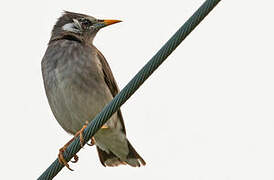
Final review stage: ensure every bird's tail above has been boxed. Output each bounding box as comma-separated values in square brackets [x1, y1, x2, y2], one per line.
[96, 140, 146, 167]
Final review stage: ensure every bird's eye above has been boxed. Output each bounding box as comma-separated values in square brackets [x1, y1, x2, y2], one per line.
[79, 18, 92, 27]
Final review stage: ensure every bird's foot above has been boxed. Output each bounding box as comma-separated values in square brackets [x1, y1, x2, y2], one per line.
[76, 121, 88, 147]
[101, 124, 108, 129]
[58, 121, 89, 171]
[58, 144, 78, 171]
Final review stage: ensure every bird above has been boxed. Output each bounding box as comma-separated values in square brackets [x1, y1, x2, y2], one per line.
[41, 11, 145, 170]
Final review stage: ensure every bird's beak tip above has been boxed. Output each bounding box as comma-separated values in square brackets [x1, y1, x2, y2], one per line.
[103, 19, 122, 26]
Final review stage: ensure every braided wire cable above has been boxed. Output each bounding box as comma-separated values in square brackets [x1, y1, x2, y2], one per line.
[38, 0, 221, 179]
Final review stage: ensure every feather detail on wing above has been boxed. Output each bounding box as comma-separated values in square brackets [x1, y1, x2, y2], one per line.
[95, 47, 126, 134]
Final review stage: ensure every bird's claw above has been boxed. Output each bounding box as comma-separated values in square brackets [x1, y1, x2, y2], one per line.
[57, 121, 89, 170]
[87, 137, 96, 146]
[58, 147, 74, 171]
[71, 154, 79, 163]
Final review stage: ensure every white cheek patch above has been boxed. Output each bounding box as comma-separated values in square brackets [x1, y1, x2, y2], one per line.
[62, 23, 81, 34]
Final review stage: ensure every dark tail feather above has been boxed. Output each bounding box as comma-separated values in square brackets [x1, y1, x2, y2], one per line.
[96, 140, 146, 167]
[96, 146, 125, 167]
[127, 141, 146, 166]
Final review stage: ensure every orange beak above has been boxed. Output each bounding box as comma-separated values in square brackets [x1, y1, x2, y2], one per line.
[103, 19, 122, 26]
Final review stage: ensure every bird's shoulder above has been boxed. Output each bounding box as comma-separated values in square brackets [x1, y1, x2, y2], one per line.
[93, 46, 120, 96]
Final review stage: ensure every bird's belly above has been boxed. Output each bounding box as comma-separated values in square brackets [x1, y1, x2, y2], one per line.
[47, 73, 114, 134]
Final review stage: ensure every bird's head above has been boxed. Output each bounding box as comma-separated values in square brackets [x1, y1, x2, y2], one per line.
[50, 11, 121, 44]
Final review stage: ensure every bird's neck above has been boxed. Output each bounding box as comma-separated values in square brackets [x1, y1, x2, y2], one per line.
[49, 31, 84, 44]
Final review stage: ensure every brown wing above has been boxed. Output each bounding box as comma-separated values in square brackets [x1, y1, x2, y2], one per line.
[95, 47, 127, 134]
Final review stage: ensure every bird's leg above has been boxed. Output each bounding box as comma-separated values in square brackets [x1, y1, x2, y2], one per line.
[58, 121, 89, 171]
[77, 121, 89, 147]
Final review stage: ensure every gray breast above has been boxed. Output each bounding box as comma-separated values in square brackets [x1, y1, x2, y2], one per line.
[42, 40, 114, 134]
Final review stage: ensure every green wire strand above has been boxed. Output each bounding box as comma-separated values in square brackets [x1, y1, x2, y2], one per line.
[38, 0, 221, 179]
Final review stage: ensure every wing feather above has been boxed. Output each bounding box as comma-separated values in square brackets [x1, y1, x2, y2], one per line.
[95, 47, 127, 134]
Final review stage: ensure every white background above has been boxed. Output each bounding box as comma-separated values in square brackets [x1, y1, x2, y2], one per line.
[0, 0, 273, 179]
